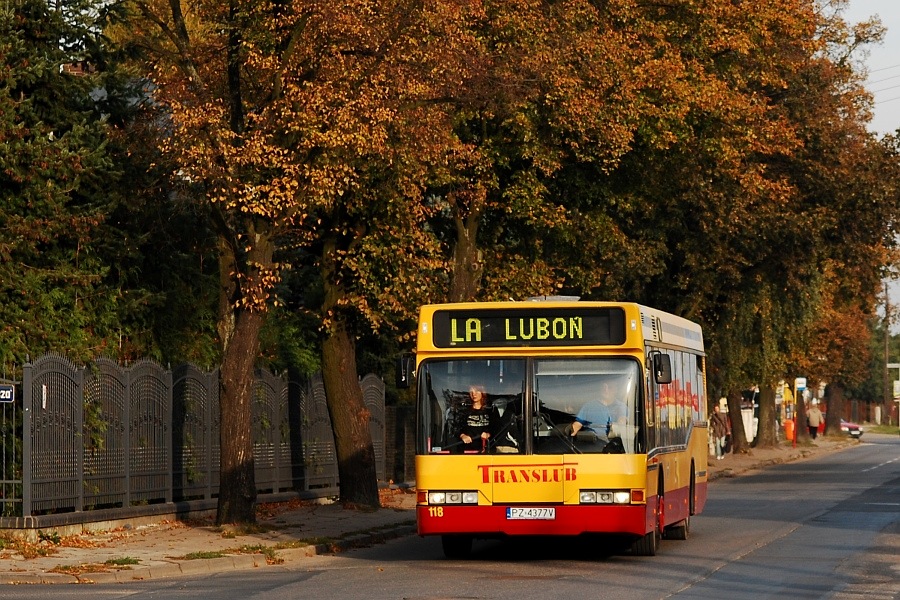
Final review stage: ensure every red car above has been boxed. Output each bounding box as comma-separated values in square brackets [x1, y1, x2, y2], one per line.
[815, 413, 863, 439]
[839, 419, 863, 439]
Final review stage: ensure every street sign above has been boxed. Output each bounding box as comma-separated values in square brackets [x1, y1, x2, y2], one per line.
[794, 377, 807, 391]
[893, 380, 900, 400]
[0, 384, 13, 403]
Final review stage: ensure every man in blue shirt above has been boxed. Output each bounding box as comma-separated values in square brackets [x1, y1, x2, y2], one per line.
[570, 381, 627, 439]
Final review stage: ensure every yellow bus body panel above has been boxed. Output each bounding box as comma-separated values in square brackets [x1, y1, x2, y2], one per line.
[416, 453, 651, 505]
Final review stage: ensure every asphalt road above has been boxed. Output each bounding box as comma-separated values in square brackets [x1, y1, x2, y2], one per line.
[5, 434, 898, 600]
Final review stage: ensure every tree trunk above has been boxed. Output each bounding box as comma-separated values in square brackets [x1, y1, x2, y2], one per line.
[216, 307, 263, 524]
[755, 385, 778, 448]
[794, 389, 810, 443]
[725, 389, 747, 454]
[449, 208, 482, 302]
[319, 234, 379, 508]
[214, 227, 273, 525]
[321, 319, 380, 507]
[823, 382, 844, 436]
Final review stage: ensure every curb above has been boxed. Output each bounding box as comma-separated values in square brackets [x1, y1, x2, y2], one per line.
[90, 554, 266, 584]
[280, 523, 417, 563]
[0, 571, 79, 585]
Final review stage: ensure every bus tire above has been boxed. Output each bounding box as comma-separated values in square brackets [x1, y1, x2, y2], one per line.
[441, 535, 472, 559]
[632, 490, 662, 556]
[631, 514, 659, 556]
[665, 516, 690, 540]
[665, 468, 693, 540]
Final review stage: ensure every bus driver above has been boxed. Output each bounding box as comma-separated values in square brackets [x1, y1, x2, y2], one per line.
[570, 381, 627, 439]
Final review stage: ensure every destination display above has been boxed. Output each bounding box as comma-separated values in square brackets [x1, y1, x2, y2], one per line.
[432, 307, 626, 348]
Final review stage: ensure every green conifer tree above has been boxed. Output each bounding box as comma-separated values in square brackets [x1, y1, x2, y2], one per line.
[0, 0, 133, 364]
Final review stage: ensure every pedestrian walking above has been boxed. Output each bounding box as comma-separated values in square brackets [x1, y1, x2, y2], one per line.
[807, 399, 823, 439]
[710, 404, 730, 459]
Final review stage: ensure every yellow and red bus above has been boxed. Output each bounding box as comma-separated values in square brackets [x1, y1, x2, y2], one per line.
[399, 300, 708, 557]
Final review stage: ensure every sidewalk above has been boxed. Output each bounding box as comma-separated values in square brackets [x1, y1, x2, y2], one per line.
[0, 487, 419, 584]
[706, 434, 856, 481]
[0, 436, 857, 585]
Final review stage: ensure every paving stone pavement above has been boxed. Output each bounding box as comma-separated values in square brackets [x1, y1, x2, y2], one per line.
[0, 489, 418, 584]
[0, 436, 859, 584]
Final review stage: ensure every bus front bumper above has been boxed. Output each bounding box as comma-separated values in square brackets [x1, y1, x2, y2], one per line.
[416, 502, 652, 537]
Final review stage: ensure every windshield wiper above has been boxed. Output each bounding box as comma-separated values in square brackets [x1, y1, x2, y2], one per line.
[537, 411, 581, 454]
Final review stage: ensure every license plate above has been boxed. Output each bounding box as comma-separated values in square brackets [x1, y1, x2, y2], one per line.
[506, 507, 556, 520]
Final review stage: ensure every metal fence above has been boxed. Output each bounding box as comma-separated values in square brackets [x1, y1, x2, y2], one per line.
[0, 354, 385, 524]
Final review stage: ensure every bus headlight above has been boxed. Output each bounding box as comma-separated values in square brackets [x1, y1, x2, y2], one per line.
[427, 491, 479, 505]
[579, 489, 633, 504]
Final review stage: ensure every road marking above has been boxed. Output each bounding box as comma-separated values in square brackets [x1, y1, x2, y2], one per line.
[861, 456, 899, 472]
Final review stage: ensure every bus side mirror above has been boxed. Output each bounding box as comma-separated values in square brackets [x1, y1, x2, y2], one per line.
[653, 353, 672, 384]
[396, 353, 415, 389]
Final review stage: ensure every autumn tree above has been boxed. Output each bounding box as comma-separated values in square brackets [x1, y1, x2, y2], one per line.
[584, 0, 897, 454]
[763, 2, 897, 441]
[408, 0, 896, 457]
[106, 0, 900, 521]
[545, 0, 821, 456]
[113, 0, 484, 520]
[428, 0, 708, 303]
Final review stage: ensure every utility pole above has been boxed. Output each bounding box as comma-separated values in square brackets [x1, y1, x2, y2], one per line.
[886, 281, 893, 426]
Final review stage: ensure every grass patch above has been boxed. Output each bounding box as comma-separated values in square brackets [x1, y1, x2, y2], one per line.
[38, 530, 61, 545]
[50, 558, 140, 576]
[10, 539, 59, 559]
[280, 537, 326, 547]
[176, 540, 326, 565]
[52, 564, 106, 575]
[213, 523, 270, 538]
[236, 544, 283, 564]
[179, 550, 227, 560]
[105, 556, 140, 566]
[864, 423, 898, 435]
[224, 539, 330, 564]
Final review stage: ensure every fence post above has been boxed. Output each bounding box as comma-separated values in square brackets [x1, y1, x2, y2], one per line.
[166, 366, 174, 504]
[122, 364, 131, 507]
[275, 373, 286, 492]
[21, 361, 32, 518]
[207, 368, 218, 501]
[76, 365, 85, 513]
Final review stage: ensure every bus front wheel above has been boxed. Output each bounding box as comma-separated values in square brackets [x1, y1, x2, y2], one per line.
[665, 515, 690, 540]
[441, 535, 473, 559]
[665, 469, 694, 540]
[631, 495, 662, 556]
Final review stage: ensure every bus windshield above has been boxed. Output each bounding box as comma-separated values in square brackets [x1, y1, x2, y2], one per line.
[417, 357, 642, 456]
